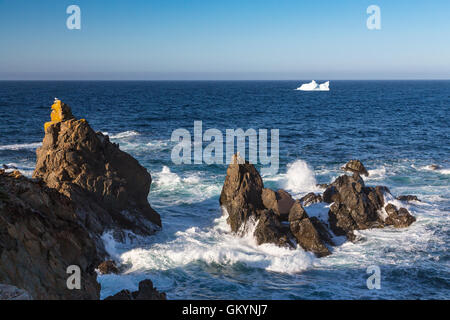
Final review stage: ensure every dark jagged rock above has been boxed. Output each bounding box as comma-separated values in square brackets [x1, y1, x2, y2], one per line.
[33, 102, 161, 251]
[98, 260, 119, 275]
[325, 174, 388, 238]
[396, 195, 421, 202]
[261, 188, 295, 221]
[300, 192, 323, 207]
[310, 217, 334, 246]
[341, 159, 369, 177]
[316, 183, 329, 189]
[105, 279, 166, 300]
[254, 210, 294, 248]
[384, 204, 416, 228]
[288, 201, 331, 257]
[0, 170, 100, 300]
[325, 159, 415, 239]
[219, 156, 265, 234]
[429, 164, 440, 170]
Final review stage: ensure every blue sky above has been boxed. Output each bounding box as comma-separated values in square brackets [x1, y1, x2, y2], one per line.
[0, 0, 449, 80]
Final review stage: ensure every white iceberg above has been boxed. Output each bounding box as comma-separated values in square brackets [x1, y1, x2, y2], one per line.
[296, 80, 329, 91]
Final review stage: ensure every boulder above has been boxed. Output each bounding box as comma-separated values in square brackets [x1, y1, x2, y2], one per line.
[254, 210, 293, 248]
[288, 201, 331, 257]
[324, 164, 415, 239]
[326, 174, 387, 237]
[105, 279, 166, 300]
[97, 260, 119, 275]
[219, 158, 264, 233]
[384, 204, 416, 228]
[300, 192, 323, 207]
[261, 188, 295, 221]
[396, 195, 421, 202]
[33, 102, 161, 249]
[0, 171, 100, 300]
[341, 159, 369, 177]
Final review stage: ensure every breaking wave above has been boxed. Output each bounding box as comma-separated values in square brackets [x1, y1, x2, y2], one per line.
[0, 142, 42, 151]
[109, 130, 140, 139]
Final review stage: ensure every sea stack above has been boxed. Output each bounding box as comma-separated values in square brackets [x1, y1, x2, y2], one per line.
[33, 100, 161, 254]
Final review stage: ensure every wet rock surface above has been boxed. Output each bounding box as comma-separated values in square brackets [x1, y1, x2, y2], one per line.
[220, 157, 416, 256]
[105, 279, 166, 300]
[220, 158, 331, 257]
[97, 260, 120, 275]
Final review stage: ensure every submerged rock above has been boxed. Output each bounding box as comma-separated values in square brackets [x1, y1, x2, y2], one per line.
[0, 171, 100, 300]
[33, 101, 161, 251]
[105, 279, 166, 300]
[396, 195, 421, 202]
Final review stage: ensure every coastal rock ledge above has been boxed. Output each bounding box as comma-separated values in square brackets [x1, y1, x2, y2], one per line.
[219, 157, 416, 257]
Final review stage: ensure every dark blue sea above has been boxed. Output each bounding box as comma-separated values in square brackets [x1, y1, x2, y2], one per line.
[0, 80, 449, 299]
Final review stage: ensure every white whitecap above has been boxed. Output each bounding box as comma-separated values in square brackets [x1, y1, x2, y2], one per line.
[109, 130, 140, 139]
[0, 142, 42, 151]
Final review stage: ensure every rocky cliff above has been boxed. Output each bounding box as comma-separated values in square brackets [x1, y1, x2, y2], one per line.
[0, 170, 100, 299]
[33, 100, 161, 253]
[0, 100, 166, 300]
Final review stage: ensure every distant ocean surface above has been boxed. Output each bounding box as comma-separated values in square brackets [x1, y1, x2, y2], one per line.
[0, 80, 449, 299]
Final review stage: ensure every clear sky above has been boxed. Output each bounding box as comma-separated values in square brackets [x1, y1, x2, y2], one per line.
[0, 0, 449, 80]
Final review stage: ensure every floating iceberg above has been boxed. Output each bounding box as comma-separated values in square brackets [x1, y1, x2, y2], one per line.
[296, 80, 329, 91]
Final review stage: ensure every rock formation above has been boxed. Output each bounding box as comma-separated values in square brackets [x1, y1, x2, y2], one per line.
[341, 159, 369, 177]
[219, 158, 265, 234]
[396, 195, 421, 202]
[220, 157, 331, 257]
[33, 100, 161, 252]
[0, 100, 166, 300]
[0, 170, 100, 299]
[220, 157, 416, 257]
[104, 279, 166, 300]
[288, 201, 331, 257]
[324, 162, 415, 240]
[97, 260, 119, 275]
[261, 188, 295, 221]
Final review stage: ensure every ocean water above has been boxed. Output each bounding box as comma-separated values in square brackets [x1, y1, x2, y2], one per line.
[0, 80, 449, 299]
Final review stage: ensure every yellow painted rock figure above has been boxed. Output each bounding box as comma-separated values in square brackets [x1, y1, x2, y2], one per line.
[44, 99, 74, 131]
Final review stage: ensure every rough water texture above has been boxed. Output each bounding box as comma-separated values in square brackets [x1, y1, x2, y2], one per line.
[0, 81, 448, 299]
